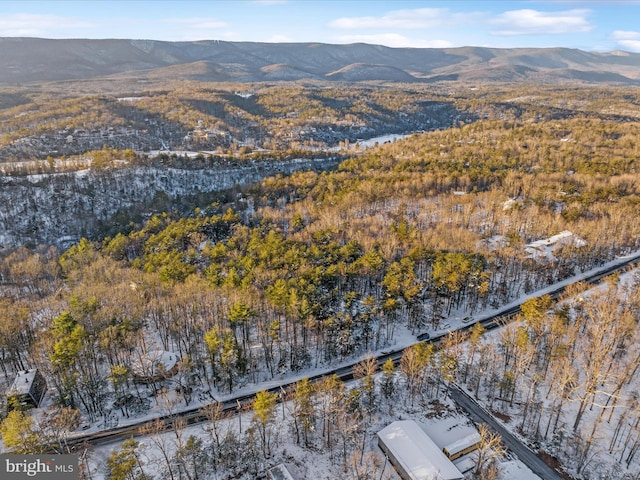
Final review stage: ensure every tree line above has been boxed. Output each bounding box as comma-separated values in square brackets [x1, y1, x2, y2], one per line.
[2, 342, 506, 480]
[1, 103, 640, 478]
[457, 276, 640, 478]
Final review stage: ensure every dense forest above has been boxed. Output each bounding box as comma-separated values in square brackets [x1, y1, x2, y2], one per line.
[3, 80, 639, 161]
[0, 83, 470, 160]
[1, 84, 640, 479]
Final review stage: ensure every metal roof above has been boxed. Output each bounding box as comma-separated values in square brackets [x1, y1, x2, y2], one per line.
[377, 420, 464, 480]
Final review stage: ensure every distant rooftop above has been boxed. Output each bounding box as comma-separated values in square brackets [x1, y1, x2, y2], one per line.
[131, 350, 178, 378]
[525, 230, 587, 261]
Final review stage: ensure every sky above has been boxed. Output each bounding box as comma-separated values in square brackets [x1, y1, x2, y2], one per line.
[0, 1, 639, 52]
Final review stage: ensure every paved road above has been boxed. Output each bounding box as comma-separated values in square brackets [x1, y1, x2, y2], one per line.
[68, 253, 640, 449]
[449, 384, 563, 480]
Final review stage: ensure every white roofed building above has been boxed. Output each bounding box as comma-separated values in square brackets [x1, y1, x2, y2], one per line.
[525, 230, 587, 261]
[442, 432, 481, 460]
[131, 350, 179, 384]
[377, 420, 464, 480]
[266, 463, 302, 480]
[6, 368, 47, 410]
[426, 416, 481, 461]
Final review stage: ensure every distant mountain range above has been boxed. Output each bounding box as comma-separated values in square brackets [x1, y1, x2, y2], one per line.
[2, 38, 640, 85]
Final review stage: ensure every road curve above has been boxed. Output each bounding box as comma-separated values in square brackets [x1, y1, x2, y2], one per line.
[449, 384, 563, 480]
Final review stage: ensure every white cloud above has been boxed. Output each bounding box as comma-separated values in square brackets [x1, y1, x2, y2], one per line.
[332, 33, 453, 49]
[611, 30, 640, 52]
[329, 8, 481, 30]
[612, 30, 640, 40]
[0, 13, 92, 37]
[491, 9, 593, 36]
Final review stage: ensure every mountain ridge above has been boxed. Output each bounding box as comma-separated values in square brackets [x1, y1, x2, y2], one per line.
[2, 38, 640, 85]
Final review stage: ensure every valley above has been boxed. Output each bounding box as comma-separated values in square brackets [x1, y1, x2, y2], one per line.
[1, 37, 640, 480]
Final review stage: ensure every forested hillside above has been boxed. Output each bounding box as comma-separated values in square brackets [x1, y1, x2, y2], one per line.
[2, 107, 640, 399]
[0, 84, 467, 160]
[2, 84, 640, 478]
[3, 83, 640, 250]
[0, 150, 341, 248]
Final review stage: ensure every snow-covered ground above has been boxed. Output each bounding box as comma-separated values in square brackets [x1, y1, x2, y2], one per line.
[0, 155, 339, 248]
[87, 374, 540, 480]
[459, 266, 640, 479]
[6, 248, 639, 478]
[501, 459, 541, 480]
[65, 324, 421, 436]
